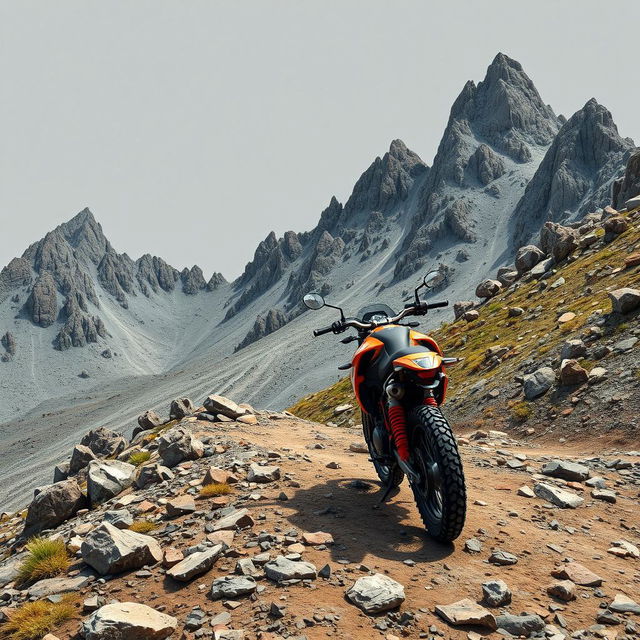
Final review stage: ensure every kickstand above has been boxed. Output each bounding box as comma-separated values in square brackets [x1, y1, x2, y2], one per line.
[377, 481, 398, 505]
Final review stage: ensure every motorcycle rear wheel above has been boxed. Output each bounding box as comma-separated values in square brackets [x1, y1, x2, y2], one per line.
[408, 405, 466, 543]
[362, 412, 404, 488]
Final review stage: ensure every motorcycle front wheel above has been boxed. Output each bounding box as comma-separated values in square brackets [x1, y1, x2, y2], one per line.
[408, 405, 466, 543]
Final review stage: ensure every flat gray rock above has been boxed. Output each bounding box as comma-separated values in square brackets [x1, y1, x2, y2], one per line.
[495, 613, 545, 636]
[435, 598, 496, 629]
[166, 545, 223, 582]
[541, 460, 590, 482]
[82, 602, 177, 640]
[28, 573, 93, 598]
[210, 575, 257, 600]
[264, 555, 317, 581]
[346, 573, 405, 614]
[534, 482, 584, 508]
[523, 367, 555, 399]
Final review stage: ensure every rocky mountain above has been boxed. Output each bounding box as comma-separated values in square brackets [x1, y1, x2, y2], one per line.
[512, 99, 635, 248]
[0, 51, 636, 443]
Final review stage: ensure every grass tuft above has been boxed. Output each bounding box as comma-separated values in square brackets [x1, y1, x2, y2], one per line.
[511, 401, 533, 423]
[1, 597, 75, 640]
[199, 483, 232, 498]
[129, 520, 157, 533]
[16, 537, 69, 586]
[127, 451, 151, 466]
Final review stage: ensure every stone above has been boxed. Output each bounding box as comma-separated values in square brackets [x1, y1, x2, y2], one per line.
[495, 614, 545, 636]
[557, 311, 576, 323]
[69, 444, 98, 474]
[607, 540, 639, 559]
[264, 555, 317, 581]
[614, 336, 638, 352]
[53, 463, 70, 483]
[541, 460, 590, 482]
[603, 215, 629, 235]
[137, 410, 163, 431]
[464, 538, 482, 553]
[540, 222, 579, 262]
[609, 288, 640, 314]
[27, 272, 57, 327]
[523, 367, 555, 399]
[488, 550, 518, 566]
[588, 367, 607, 384]
[24, 478, 86, 535]
[561, 339, 587, 360]
[165, 495, 197, 518]
[515, 245, 545, 274]
[346, 573, 405, 614]
[81, 522, 163, 575]
[204, 467, 239, 485]
[82, 602, 177, 640]
[166, 545, 223, 582]
[560, 359, 589, 385]
[552, 562, 602, 586]
[476, 279, 502, 299]
[482, 580, 511, 607]
[210, 575, 257, 600]
[156, 426, 204, 467]
[624, 252, 640, 267]
[517, 485, 534, 498]
[591, 488, 617, 503]
[169, 397, 195, 420]
[87, 460, 136, 504]
[28, 574, 93, 598]
[213, 508, 255, 531]
[163, 547, 184, 568]
[80, 427, 127, 458]
[435, 599, 496, 630]
[463, 310, 480, 322]
[135, 463, 174, 489]
[103, 509, 134, 529]
[534, 482, 584, 508]
[508, 306, 524, 317]
[302, 531, 334, 545]
[247, 463, 280, 483]
[453, 301, 475, 319]
[203, 394, 245, 419]
[609, 594, 640, 614]
[547, 580, 576, 601]
[349, 442, 368, 453]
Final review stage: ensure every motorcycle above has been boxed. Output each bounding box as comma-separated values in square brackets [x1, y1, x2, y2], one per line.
[303, 271, 466, 542]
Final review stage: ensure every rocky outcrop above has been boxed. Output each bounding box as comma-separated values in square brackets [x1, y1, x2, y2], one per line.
[612, 151, 640, 210]
[206, 271, 226, 291]
[54, 296, 106, 350]
[23, 478, 86, 535]
[26, 271, 57, 327]
[97, 251, 136, 307]
[235, 308, 288, 351]
[512, 99, 634, 248]
[466, 144, 505, 185]
[181, 266, 207, 294]
[1, 331, 16, 361]
[136, 254, 179, 295]
[0, 257, 32, 302]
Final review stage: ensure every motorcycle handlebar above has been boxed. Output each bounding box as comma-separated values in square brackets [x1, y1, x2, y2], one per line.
[313, 325, 335, 337]
[312, 300, 449, 337]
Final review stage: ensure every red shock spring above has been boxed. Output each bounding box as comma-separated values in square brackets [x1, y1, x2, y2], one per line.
[423, 397, 438, 407]
[387, 405, 410, 462]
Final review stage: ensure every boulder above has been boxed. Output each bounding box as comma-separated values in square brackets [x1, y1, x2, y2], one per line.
[213, 508, 255, 531]
[603, 215, 629, 235]
[463, 310, 479, 322]
[482, 579, 511, 607]
[523, 367, 555, 399]
[515, 245, 545, 275]
[165, 495, 196, 518]
[80, 427, 127, 458]
[453, 301, 475, 319]
[169, 397, 195, 420]
[560, 359, 589, 386]
[609, 594, 640, 614]
[24, 479, 86, 535]
[496, 268, 518, 287]
[247, 463, 281, 483]
[560, 339, 587, 360]
[210, 575, 257, 599]
[203, 467, 238, 485]
[156, 426, 204, 467]
[475, 279, 502, 299]
[346, 573, 405, 614]
[541, 460, 590, 482]
[53, 462, 70, 483]
[103, 509, 134, 529]
[87, 460, 136, 504]
[81, 522, 162, 575]
[137, 410, 163, 431]
[609, 287, 640, 314]
[264, 555, 317, 581]
[540, 222, 579, 262]
[534, 482, 584, 508]
[82, 602, 177, 640]
[203, 394, 246, 419]
[495, 614, 545, 636]
[69, 444, 97, 475]
[166, 545, 223, 582]
[135, 464, 174, 489]
[435, 598, 496, 629]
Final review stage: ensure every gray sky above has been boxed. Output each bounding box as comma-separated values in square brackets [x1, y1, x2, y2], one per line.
[1, 1, 638, 280]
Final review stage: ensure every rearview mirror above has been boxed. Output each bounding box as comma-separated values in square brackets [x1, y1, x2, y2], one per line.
[423, 270, 441, 288]
[303, 293, 325, 310]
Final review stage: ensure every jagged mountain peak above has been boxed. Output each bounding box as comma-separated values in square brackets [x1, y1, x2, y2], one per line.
[511, 98, 635, 247]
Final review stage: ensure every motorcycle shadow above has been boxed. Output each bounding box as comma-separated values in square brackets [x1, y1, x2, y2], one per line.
[265, 476, 455, 564]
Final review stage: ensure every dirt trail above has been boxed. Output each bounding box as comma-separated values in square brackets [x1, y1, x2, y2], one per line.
[41, 415, 640, 638]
